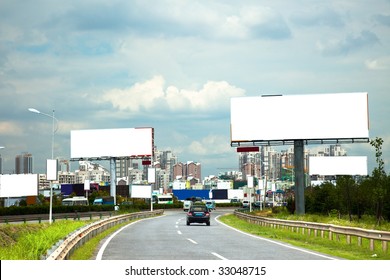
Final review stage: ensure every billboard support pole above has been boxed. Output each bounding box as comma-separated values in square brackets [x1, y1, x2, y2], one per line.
[110, 158, 116, 205]
[294, 140, 305, 215]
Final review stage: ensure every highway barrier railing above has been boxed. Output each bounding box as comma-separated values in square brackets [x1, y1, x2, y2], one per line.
[234, 210, 390, 252]
[44, 209, 164, 260]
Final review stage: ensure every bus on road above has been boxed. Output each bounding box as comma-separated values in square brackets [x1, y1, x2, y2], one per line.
[62, 196, 89, 206]
[153, 194, 173, 204]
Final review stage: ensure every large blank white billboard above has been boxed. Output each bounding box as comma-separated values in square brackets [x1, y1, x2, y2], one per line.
[131, 184, 152, 198]
[71, 127, 153, 159]
[309, 156, 368, 175]
[0, 174, 38, 197]
[231, 92, 369, 143]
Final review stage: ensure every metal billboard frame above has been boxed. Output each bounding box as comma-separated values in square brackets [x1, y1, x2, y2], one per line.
[69, 127, 154, 205]
[230, 93, 370, 215]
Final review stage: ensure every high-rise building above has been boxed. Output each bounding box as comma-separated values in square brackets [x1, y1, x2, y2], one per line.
[15, 153, 33, 174]
[153, 149, 177, 180]
[173, 161, 201, 181]
[173, 162, 184, 179]
[115, 158, 134, 178]
[330, 144, 347, 156]
[186, 161, 201, 181]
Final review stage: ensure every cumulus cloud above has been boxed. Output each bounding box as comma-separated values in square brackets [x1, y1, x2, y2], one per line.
[0, 121, 23, 136]
[365, 57, 390, 70]
[102, 76, 246, 114]
[188, 134, 232, 156]
[219, 6, 291, 40]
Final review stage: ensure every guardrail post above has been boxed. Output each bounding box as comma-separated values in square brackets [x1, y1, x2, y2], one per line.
[382, 241, 387, 252]
[370, 239, 375, 251]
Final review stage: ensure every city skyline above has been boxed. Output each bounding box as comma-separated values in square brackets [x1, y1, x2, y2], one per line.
[0, 1, 389, 177]
[2, 144, 350, 182]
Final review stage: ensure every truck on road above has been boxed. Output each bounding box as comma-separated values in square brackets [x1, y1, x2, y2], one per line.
[93, 196, 114, 205]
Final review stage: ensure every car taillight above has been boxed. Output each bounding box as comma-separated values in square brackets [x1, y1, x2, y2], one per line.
[187, 212, 192, 216]
[205, 212, 210, 216]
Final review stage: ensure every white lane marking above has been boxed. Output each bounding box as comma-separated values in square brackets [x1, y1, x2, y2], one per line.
[187, 238, 198, 244]
[96, 214, 165, 260]
[214, 215, 338, 260]
[212, 252, 228, 260]
[177, 230, 182, 235]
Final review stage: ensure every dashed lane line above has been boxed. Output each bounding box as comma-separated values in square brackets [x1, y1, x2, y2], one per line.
[187, 238, 198, 244]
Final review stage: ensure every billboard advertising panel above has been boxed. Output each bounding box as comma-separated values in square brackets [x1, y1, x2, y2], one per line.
[0, 174, 38, 197]
[230, 92, 369, 143]
[309, 156, 368, 175]
[131, 184, 151, 198]
[46, 159, 58, 181]
[70, 127, 153, 159]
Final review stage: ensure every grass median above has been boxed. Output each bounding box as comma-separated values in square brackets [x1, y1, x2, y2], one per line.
[218, 213, 390, 260]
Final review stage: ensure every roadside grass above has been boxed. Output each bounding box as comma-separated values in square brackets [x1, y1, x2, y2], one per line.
[70, 220, 137, 260]
[0, 220, 89, 260]
[218, 214, 390, 260]
[270, 212, 390, 231]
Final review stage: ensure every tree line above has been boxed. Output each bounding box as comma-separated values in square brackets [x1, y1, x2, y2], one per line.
[303, 137, 390, 224]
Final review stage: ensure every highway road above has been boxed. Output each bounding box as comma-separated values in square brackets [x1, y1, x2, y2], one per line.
[96, 209, 339, 260]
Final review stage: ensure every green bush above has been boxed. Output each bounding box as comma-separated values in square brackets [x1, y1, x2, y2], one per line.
[0, 204, 115, 216]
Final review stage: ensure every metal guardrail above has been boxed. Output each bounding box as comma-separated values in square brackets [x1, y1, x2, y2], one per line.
[234, 210, 390, 252]
[44, 210, 164, 260]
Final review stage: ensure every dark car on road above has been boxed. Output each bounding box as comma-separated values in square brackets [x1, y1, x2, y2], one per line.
[186, 204, 210, 226]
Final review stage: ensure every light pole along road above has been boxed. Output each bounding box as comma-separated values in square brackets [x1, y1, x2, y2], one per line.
[28, 108, 58, 224]
[96, 209, 340, 260]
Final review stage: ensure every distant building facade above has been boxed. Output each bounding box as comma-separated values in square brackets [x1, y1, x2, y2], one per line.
[15, 153, 33, 174]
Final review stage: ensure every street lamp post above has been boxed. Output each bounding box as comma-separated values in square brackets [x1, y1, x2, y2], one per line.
[28, 108, 58, 224]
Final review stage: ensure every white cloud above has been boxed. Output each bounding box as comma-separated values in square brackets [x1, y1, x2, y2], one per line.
[365, 57, 390, 70]
[102, 76, 246, 113]
[188, 134, 232, 156]
[102, 75, 166, 112]
[0, 121, 23, 136]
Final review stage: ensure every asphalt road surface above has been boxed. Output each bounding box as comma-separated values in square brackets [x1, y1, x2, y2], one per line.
[96, 209, 339, 260]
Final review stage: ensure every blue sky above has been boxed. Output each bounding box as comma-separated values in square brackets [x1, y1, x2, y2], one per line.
[0, 0, 389, 177]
